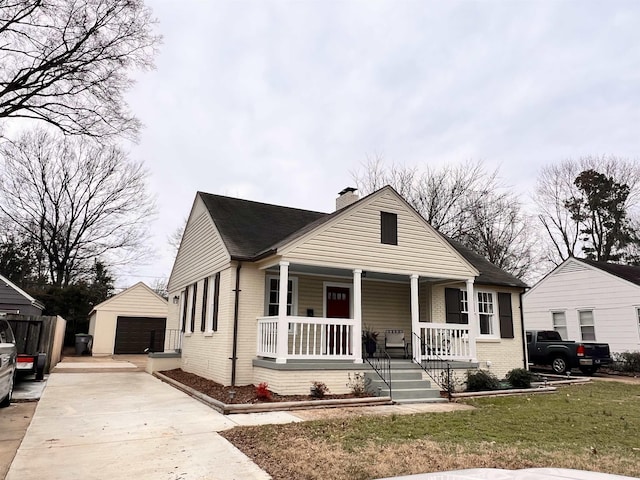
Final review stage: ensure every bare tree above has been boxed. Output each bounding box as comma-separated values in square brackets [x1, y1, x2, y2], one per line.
[0, 128, 156, 286]
[167, 218, 187, 256]
[458, 193, 537, 280]
[0, 0, 160, 139]
[352, 156, 537, 279]
[150, 277, 168, 299]
[353, 156, 503, 237]
[534, 156, 640, 266]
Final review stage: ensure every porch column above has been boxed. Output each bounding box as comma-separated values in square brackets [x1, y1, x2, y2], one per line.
[410, 274, 420, 362]
[353, 269, 363, 364]
[276, 261, 290, 364]
[466, 278, 478, 361]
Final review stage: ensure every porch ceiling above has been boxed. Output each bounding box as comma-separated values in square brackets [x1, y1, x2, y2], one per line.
[267, 263, 442, 283]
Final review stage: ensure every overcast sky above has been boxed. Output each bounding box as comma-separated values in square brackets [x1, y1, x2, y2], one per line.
[118, 0, 640, 289]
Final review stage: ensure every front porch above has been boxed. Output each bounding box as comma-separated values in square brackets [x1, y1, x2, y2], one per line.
[252, 261, 482, 399]
[257, 315, 477, 363]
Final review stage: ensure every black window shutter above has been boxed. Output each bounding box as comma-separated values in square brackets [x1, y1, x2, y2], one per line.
[212, 272, 220, 332]
[380, 212, 398, 245]
[200, 277, 209, 332]
[498, 292, 514, 339]
[190, 282, 197, 332]
[180, 289, 188, 332]
[445, 288, 462, 324]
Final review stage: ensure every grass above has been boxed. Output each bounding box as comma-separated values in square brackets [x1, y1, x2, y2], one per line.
[221, 381, 640, 480]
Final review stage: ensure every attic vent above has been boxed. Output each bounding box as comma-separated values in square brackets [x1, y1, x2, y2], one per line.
[336, 187, 359, 210]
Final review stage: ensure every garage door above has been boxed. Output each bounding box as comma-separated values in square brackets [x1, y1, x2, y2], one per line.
[114, 317, 166, 354]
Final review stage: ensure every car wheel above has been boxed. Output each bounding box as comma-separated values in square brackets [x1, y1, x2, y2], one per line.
[0, 373, 14, 408]
[552, 356, 568, 374]
[579, 366, 598, 376]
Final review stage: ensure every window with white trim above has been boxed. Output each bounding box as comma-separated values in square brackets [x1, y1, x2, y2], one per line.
[266, 276, 297, 316]
[477, 291, 495, 335]
[552, 311, 567, 340]
[457, 289, 497, 335]
[579, 310, 596, 341]
[460, 290, 468, 315]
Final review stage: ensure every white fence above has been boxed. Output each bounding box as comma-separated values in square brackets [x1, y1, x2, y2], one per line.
[415, 323, 474, 361]
[257, 316, 357, 360]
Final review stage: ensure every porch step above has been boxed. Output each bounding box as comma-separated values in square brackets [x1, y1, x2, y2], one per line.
[365, 360, 445, 403]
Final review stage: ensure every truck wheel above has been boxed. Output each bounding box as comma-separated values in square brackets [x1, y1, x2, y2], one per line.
[552, 356, 568, 374]
[0, 373, 14, 408]
[579, 366, 598, 376]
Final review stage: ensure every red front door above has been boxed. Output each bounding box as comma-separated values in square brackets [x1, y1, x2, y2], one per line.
[326, 287, 350, 354]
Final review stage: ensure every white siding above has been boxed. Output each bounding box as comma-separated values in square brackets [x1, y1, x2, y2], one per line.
[281, 189, 476, 279]
[180, 266, 235, 384]
[524, 259, 640, 353]
[168, 196, 231, 292]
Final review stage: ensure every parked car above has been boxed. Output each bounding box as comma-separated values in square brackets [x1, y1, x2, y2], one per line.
[526, 330, 612, 375]
[0, 318, 17, 407]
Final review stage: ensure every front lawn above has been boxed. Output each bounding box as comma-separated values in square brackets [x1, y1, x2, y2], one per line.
[220, 381, 640, 480]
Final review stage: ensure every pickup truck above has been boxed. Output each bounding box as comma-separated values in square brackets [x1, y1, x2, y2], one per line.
[526, 330, 612, 375]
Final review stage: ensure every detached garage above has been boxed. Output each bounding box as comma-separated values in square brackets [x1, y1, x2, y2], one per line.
[88, 282, 168, 355]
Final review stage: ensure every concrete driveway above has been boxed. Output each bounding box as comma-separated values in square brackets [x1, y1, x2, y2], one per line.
[6, 372, 271, 480]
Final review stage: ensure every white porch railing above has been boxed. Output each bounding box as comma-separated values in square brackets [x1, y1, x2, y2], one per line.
[257, 316, 357, 360]
[414, 322, 476, 362]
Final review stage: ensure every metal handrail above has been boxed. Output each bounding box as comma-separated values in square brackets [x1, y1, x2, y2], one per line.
[411, 332, 454, 401]
[364, 347, 392, 399]
[149, 329, 182, 353]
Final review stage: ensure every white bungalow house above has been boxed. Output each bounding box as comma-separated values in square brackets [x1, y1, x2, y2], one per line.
[524, 257, 640, 354]
[162, 186, 527, 397]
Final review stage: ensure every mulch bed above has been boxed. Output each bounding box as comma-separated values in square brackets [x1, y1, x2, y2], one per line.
[160, 369, 362, 404]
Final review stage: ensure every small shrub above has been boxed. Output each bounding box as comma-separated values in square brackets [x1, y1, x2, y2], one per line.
[505, 368, 534, 389]
[465, 369, 500, 392]
[612, 352, 640, 373]
[346, 372, 369, 396]
[310, 381, 329, 398]
[255, 382, 272, 401]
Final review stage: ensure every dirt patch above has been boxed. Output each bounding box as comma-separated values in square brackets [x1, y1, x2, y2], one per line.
[0, 402, 37, 479]
[160, 369, 365, 404]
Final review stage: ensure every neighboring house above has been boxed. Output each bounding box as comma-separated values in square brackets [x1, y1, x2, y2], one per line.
[0, 273, 44, 316]
[88, 282, 168, 355]
[165, 186, 528, 395]
[524, 257, 640, 354]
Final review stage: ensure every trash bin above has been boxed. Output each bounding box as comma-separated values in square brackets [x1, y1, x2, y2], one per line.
[75, 334, 93, 356]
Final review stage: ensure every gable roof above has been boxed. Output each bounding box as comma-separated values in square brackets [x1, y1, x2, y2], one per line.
[196, 188, 526, 289]
[0, 272, 45, 311]
[198, 192, 325, 260]
[89, 282, 167, 316]
[576, 258, 640, 287]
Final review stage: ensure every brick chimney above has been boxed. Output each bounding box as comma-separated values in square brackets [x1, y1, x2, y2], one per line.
[336, 187, 359, 210]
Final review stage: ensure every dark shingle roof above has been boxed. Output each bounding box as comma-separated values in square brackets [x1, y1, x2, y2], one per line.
[444, 238, 528, 288]
[577, 258, 640, 286]
[198, 191, 527, 289]
[198, 193, 325, 259]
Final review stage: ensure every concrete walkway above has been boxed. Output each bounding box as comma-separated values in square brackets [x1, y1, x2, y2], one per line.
[6, 372, 273, 480]
[7, 358, 474, 480]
